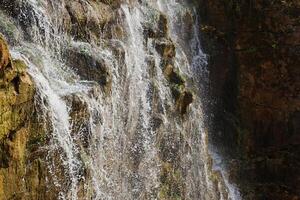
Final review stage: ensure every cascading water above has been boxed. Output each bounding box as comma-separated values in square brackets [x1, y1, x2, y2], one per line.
[11, 46, 87, 199]
[1, 0, 239, 199]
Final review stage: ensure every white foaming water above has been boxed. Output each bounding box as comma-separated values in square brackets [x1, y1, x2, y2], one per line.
[12, 48, 80, 200]
[157, 0, 241, 200]
[7, 0, 239, 199]
[156, 1, 241, 199]
[11, 45, 93, 200]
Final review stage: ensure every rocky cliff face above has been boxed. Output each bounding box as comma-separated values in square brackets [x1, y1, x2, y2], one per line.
[198, 0, 300, 199]
[0, 0, 231, 199]
[2, 0, 298, 199]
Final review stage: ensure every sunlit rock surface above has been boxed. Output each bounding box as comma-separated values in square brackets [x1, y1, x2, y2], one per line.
[0, 35, 44, 199]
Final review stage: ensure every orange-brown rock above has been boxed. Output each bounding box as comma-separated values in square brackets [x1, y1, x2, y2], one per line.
[0, 35, 10, 70]
[0, 35, 51, 200]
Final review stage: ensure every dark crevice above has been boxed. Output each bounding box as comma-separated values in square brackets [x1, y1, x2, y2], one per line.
[7, 130, 16, 141]
[11, 75, 20, 94]
[0, 140, 10, 168]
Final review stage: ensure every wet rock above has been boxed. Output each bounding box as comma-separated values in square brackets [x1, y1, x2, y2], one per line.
[0, 12, 23, 45]
[178, 91, 193, 115]
[64, 42, 112, 91]
[154, 38, 176, 58]
[0, 0, 43, 41]
[64, 94, 91, 149]
[65, 0, 113, 42]
[161, 62, 193, 115]
[104, 20, 126, 39]
[152, 36, 194, 116]
[150, 115, 163, 131]
[163, 63, 185, 86]
[143, 8, 168, 39]
[180, 9, 194, 42]
[92, 0, 122, 8]
[159, 162, 183, 200]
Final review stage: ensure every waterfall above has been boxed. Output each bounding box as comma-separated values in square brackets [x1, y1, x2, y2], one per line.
[2, 0, 238, 199]
[12, 47, 85, 199]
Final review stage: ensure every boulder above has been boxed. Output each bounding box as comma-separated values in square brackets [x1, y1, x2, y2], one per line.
[64, 42, 112, 91]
